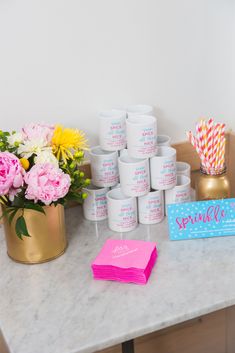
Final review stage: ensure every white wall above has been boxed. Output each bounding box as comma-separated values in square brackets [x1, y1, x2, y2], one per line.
[0, 0, 234, 146]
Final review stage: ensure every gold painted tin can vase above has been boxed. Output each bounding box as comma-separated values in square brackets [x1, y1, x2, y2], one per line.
[195, 165, 231, 201]
[2, 204, 67, 264]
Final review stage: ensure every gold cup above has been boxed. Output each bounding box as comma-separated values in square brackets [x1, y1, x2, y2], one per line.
[2, 204, 67, 264]
[195, 166, 231, 201]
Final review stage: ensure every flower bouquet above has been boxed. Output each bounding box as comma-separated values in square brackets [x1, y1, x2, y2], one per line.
[0, 123, 90, 263]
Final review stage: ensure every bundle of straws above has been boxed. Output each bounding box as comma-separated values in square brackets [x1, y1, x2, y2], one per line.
[187, 118, 226, 174]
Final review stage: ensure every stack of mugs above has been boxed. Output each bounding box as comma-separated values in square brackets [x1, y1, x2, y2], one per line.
[83, 105, 191, 233]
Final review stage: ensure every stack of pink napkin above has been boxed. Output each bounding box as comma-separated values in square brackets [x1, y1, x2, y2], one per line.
[91, 239, 157, 285]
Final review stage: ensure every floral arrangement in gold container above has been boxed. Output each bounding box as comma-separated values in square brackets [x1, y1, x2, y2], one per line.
[0, 123, 90, 263]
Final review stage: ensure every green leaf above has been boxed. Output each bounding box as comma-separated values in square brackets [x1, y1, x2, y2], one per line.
[0, 208, 10, 221]
[53, 199, 65, 207]
[24, 203, 45, 215]
[8, 209, 18, 224]
[0, 206, 15, 220]
[15, 216, 31, 240]
[65, 193, 80, 201]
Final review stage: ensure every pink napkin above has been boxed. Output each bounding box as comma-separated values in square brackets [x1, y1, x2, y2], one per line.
[91, 239, 157, 285]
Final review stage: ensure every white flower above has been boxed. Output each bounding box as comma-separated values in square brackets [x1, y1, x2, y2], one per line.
[34, 150, 59, 167]
[7, 132, 23, 146]
[17, 138, 51, 159]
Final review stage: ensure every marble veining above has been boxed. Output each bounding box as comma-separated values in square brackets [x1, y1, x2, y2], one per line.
[1, 206, 235, 353]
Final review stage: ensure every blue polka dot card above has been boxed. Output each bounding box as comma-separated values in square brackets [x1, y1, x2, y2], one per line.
[167, 198, 235, 240]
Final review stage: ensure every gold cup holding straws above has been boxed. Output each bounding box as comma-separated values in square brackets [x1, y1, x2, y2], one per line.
[187, 118, 231, 201]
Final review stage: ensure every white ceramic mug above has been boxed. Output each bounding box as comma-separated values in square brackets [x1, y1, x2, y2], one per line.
[118, 155, 150, 197]
[165, 175, 191, 215]
[82, 184, 109, 221]
[176, 161, 191, 178]
[127, 104, 153, 117]
[150, 146, 177, 190]
[107, 188, 137, 232]
[126, 115, 157, 159]
[157, 135, 171, 146]
[99, 110, 127, 151]
[138, 190, 164, 224]
[90, 146, 119, 187]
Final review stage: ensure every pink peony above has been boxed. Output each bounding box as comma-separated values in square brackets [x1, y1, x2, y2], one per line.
[22, 123, 55, 144]
[0, 152, 24, 196]
[24, 163, 71, 205]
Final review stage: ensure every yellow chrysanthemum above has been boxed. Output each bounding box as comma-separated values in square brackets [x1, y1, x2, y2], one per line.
[20, 158, 30, 170]
[52, 125, 89, 163]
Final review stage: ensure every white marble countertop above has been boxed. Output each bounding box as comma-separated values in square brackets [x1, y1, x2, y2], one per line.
[1, 206, 235, 353]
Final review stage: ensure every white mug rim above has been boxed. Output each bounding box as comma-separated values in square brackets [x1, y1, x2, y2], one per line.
[154, 146, 176, 157]
[157, 135, 171, 144]
[90, 146, 117, 157]
[127, 115, 156, 126]
[107, 188, 133, 201]
[119, 155, 147, 164]
[175, 174, 191, 188]
[176, 161, 191, 172]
